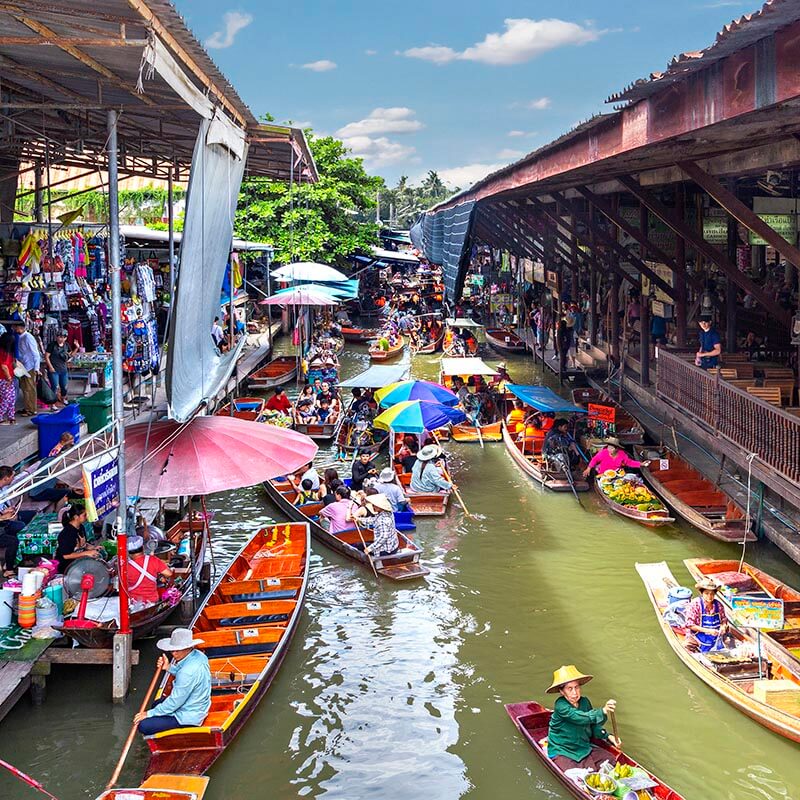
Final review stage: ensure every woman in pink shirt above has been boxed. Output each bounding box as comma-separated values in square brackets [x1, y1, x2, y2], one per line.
[582, 437, 650, 479]
[318, 485, 355, 534]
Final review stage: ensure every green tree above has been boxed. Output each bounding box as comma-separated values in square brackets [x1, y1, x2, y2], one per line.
[235, 134, 383, 265]
[380, 172, 456, 228]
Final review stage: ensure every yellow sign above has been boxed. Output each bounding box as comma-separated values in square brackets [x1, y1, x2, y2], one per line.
[641, 262, 674, 304]
[730, 596, 784, 630]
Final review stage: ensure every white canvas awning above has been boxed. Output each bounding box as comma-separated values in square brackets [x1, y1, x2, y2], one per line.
[439, 358, 498, 377]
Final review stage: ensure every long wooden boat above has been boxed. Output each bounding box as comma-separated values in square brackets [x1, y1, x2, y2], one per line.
[341, 326, 376, 343]
[634, 445, 755, 543]
[593, 475, 675, 528]
[97, 775, 209, 800]
[502, 421, 589, 492]
[636, 561, 800, 743]
[450, 420, 502, 442]
[247, 356, 297, 390]
[58, 517, 207, 649]
[143, 522, 310, 776]
[263, 478, 429, 580]
[571, 386, 644, 445]
[368, 334, 405, 361]
[684, 557, 800, 672]
[394, 470, 450, 516]
[505, 701, 685, 800]
[214, 396, 266, 422]
[293, 416, 340, 442]
[335, 414, 388, 456]
[485, 328, 526, 354]
[413, 330, 445, 355]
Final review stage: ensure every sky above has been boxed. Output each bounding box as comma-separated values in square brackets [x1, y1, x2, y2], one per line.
[174, 0, 759, 189]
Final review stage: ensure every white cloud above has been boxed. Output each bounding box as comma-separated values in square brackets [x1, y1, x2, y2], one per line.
[497, 148, 525, 160]
[365, 49, 378, 56]
[336, 107, 424, 138]
[403, 18, 602, 66]
[302, 59, 337, 72]
[342, 135, 416, 167]
[206, 11, 253, 49]
[527, 97, 552, 110]
[508, 130, 526, 137]
[437, 163, 504, 187]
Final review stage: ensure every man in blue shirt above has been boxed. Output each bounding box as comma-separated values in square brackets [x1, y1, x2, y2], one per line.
[135, 628, 211, 735]
[696, 315, 722, 369]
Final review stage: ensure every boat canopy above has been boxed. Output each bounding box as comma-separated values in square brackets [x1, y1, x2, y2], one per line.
[445, 318, 484, 328]
[440, 357, 498, 377]
[339, 364, 408, 388]
[506, 384, 587, 414]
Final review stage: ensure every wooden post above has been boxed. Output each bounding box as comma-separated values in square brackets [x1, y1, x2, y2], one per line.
[726, 189, 738, 353]
[610, 270, 620, 360]
[674, 185, 688, 347]
[589, 264, 598, 346]
[112, 632, 133, 702]
[640, 202, 651, 386]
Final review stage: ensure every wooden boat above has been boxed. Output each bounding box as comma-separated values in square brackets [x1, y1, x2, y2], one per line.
[341, 326, 376, 343]
[214, 396, 266, 422]
[505, 701, 685, 800]
[263, 478, 429, 580]
[593, 475, 675, 528]
[143, 522, 310, 776]
[502, 421, 589, 492]
[57, 516, 207, 649]
[335, 412, 388, 456]
[684, 557, 800, 671]
[368, 334, 405, 361]
[636, 561, 800, 743]
[450, 420, 502, 442]
[247, 356, 297, 390]
[293, 416, 340, 442]
[97, 775, 209, 800]
[412, 329, 445, 355]
[634, 445, 755, 543]
[571, 386, 644, 445]
[485, 328, 526, 354]
[393, 468, 450, 516]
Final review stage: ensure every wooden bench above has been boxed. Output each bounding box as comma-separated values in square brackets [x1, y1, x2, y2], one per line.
[746, 386, 783, 407]
[763, 368, 795, 380]
[784, 408, 800, 419]
[729, 362, 754, 379]
[721, 353, 750, 362]
[727, 379, 756, 390]
[714, 368, 739, 380]
[763, 379, 795, 405]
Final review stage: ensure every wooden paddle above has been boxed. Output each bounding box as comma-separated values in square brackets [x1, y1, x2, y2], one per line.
[106, 662, 164, 790]
[609, 709, 621, 748]
[430, 431, 475, 518]
[350, 508, 379, 578]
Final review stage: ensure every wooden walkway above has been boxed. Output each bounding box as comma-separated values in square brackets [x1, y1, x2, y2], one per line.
[513, 327, 586, 382]
[0, 659, 34, 723]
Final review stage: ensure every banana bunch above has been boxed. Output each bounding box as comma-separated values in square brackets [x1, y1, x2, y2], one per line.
[612, 762, 635, 779]
[603, 478, 663, 510]
[584, 772, 616, 793]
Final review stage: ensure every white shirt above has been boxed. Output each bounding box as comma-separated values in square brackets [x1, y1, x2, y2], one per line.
[17, 331, 41, 372]
[301, 467, 320, 491]
[211, 323, 224, 345]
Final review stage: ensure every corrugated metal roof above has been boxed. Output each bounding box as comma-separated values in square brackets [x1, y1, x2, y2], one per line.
[607, 0, 800, 105]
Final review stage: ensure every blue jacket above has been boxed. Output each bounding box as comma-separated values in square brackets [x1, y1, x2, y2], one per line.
[147, 648, 211, 726]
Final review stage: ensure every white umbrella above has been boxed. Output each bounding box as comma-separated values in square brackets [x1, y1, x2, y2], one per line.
[270, 262, 349, 283]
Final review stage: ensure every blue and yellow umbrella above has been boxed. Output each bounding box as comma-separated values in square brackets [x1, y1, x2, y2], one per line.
[375, 380, 458, 408]
[373, 400, 466, 434]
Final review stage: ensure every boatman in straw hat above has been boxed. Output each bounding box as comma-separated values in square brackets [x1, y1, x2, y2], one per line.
[348, 493, 400, 557]
[376, 467, 409, 512]
[135, 628, 211, 735]
[545, 665, 620, 771]
[685, 578, 729, 652]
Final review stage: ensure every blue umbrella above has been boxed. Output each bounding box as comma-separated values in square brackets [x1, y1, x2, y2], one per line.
[373, 400, 467, 434]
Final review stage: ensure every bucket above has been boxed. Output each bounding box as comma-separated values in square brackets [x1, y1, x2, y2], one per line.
[668, 586, 692, 605]
[43, 584, 63, 615]
[18, 594, 36, 628]
[35, 598, 60, 628]
[0, 588, 14, 628]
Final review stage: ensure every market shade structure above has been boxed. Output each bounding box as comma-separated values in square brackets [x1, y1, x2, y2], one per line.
[339, 365, 408, 389]
[376, 380, 459, 408]
[259, 287, 339, 307]
[273, 282, 358, 301]
[440, 358, 499, 377]
[505, 385, 587, 414]
[445, 318, 484, 329]
[373, 401, 467, 435]
[271, 262, 349, 283]
[125, 416, 318, 498]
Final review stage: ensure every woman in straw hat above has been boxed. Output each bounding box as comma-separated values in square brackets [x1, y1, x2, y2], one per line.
[347, 492, 400, 557]
[410, 444, 452, 494]
[685, 578, 729, 652]
[545, 665, 620, 770]
[582, 437, 650, 480]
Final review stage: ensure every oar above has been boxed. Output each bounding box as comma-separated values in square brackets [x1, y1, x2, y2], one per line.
[610, 709, 621, 748]
[560, 446, 584, 510]
[351, 508, 379, 579]
[106, 663, 164, 790]
[0, 759, 60, 800]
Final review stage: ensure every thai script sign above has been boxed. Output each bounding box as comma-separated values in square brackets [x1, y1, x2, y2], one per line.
[587, 404, 616, 423]
[730, 596, 784, 630]
[81, 448, 120, 522]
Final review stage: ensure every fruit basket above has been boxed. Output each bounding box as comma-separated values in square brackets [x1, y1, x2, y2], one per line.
[582, 771, 617, 795]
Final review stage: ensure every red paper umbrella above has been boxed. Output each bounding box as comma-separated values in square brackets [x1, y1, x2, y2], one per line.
[125, 416, 318, 498]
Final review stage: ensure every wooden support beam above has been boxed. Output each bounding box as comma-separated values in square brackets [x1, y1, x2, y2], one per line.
[490, 204, 546, 258]
[0, 36, 147, 46]
[39, 648, 140, 665]
[674, 186, 688, 346]
[477, 207, 541, 260]
[677, 159, 800, 273]
[474, 213, 530, 258]
[618, 175, 791, 325]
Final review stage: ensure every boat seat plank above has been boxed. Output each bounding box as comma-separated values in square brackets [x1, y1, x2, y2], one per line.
[202, 642, 279, 659]
[226, 589, 298, 603]
[217, 614, 290, 628]
[203, 599, 297, 619]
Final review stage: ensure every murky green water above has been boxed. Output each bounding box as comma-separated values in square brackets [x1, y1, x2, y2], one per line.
[2, 340, 800, 799]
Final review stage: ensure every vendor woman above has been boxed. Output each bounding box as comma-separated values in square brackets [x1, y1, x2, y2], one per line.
[55, 506, 103, 573]
[546, 664, 620, 770]
[582, 437, 650, 479]
[686, 578, 728, 652]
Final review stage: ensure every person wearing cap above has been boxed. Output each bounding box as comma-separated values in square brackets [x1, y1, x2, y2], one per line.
[695, 315, 721, 370]
[410, 444, 452, 494]
[44, 329, 75, 407]
[546, 665, 620, 771]
[126, 535, 174, 609]
[376, 467, 409, 512]
[135, 628, 211, 735]
[494, 362, 511, 391]
[347, 492, 400, 557]
[582, 438, 650, 479]
[685, 578, 729, 652]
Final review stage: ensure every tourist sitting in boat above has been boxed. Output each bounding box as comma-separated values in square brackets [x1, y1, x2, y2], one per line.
[298, 385, 317, 407]
[377, 467, 409, 512]
[319, 484, 355, 533]
[135, 628, 211, 736]
[350, 387, 371, 416]
[266, 386, 293, 415]
[685, 578, 729, 652]
[126, 535, 173, 610]
[351, 450, 379, 491]
[452, 377, 471, 407]
[335, 308, 352, 326]
[295, 479, 318, 507]
[319, 468, 341, 505]
[410, 445, 453, 494]
[582, 438, 650, 479]
[347, 493, 400, 557]
[397, 434, 420, 472]
[518, 416, 546, 453]
[545, 664, 620, 771]
[318, 382, 340, 414]
[316, 398, 337, 425]
[56, 505, 103, 573]
[295, 398, 317, 424]
[542, 419, 581, 468]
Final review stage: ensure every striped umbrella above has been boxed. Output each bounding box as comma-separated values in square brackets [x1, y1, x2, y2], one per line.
[372, 400, 466, 434]
[375, 380, 458, 408]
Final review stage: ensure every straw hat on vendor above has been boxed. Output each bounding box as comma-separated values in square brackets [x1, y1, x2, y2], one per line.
[417, 444, 442, 462]
[363, 493, 393, 513]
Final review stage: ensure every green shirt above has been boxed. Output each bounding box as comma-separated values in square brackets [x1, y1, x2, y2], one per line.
[547, 695, 609, 762]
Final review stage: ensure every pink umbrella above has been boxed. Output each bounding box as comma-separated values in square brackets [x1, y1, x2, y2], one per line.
[125, 416, 318, 498]
[260, 286, 338, 306]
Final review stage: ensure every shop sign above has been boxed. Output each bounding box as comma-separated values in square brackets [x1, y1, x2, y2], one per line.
[730, 596, 784, 630]
[703, 212, 728, 246]
[748, 214, 797, 246]
[641, 262, 674, 304]
[587, 403, 616, 423]
[546, 270, 560, 292]
[618, 206, 678, 256]
[533, 261, 545, 283]
[81, 448, 120, 522]
[651, 301, 673, 319]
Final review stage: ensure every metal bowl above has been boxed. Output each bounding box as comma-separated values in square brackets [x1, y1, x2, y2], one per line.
[582, 773, 618, 796]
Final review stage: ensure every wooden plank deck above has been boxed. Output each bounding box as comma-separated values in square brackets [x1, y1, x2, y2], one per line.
[0, 659, 33, 723]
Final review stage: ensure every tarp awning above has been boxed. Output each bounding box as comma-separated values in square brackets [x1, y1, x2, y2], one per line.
[445, 318, 484, 328]
[506, 384, 586, 414]
[339, 365, 408, 388]
[439, 358, 498, 377]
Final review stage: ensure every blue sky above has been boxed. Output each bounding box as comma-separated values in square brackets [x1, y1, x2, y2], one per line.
[175, 0, 757, 188]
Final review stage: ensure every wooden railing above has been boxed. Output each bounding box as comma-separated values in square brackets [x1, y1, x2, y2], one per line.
[656, 350, 800, 483]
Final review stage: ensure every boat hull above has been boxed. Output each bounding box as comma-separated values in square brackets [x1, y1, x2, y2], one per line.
[485, 328, 527, 354]
[369, 335, 405, 361]
[593, 478, 675, 527]
[341, 327, 376, 343]
[413, 332, 445, 354]
[247, 356, 297, 390]
[293, 420, 339, 441]
[450, 420, 502, 442]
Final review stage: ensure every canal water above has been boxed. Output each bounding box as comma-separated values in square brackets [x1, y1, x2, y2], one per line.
[2, 339, 800, 800]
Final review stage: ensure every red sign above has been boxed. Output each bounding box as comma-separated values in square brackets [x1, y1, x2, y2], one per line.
[588, 403, 616, 423]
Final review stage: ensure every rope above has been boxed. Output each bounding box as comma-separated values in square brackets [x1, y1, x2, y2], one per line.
[739, 452, 757, 572]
